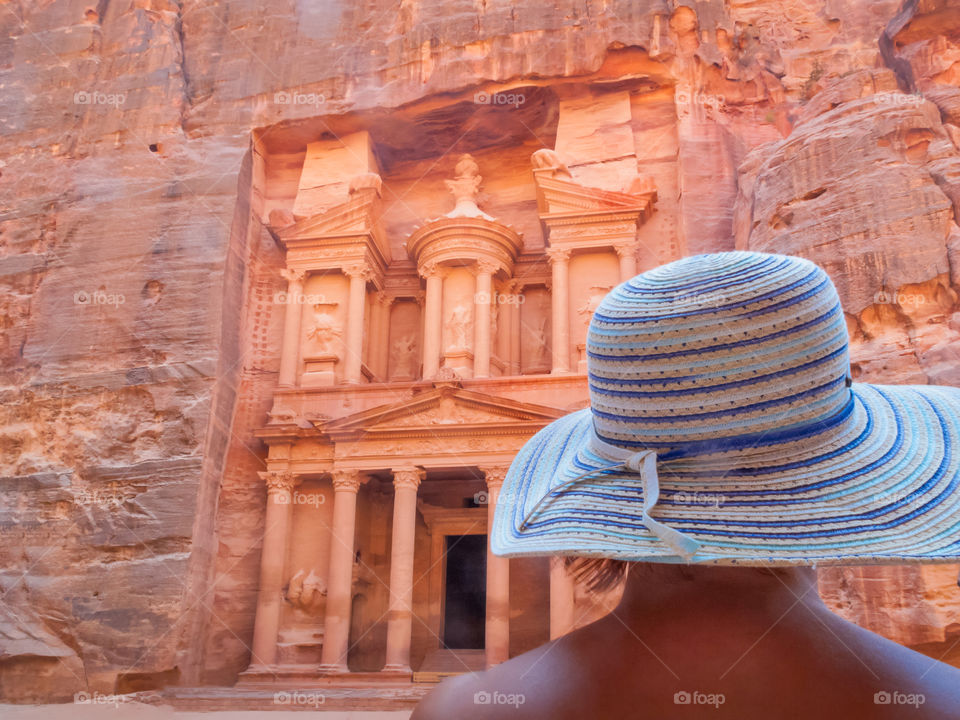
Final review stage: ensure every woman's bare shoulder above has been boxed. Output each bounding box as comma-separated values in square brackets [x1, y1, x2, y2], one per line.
[411, 642, 564, 720]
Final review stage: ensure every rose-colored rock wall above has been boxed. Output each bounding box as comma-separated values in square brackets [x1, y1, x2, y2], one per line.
[3, 0, 960, 701]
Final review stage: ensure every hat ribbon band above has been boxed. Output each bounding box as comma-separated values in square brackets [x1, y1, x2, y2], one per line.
[518, 433, 702, 561]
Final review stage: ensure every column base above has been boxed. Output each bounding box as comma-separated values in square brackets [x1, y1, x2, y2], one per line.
[381, 664, 413, 675]
[318, 663, 350, 675]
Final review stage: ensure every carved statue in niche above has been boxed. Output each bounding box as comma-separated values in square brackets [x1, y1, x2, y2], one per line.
[306, 302, 341, 355]
[286, 568, 326, 615]
[447, 304, 472, 350]
[392, 334, 417, 379]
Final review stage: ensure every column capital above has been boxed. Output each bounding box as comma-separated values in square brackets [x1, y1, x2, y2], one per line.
[331, 469, 364, 493]
[375, 291, 396, 307]
[545, 246, 572, 263]
[418, 261, 448, 280]
[343, 263, 374, 282]
[480, 466, 509, 491]
[392, 466, 425, 491]
[474, 260, 500, 277]
[259, 470, 298, 494]
[280, 267, 307, 284]
[612, 241, 636, 257]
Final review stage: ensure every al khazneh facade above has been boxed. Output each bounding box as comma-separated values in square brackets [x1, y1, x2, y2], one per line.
[243, 102, 662, 684]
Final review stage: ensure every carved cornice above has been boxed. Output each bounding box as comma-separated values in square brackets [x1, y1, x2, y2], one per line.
[392, 466, 425, 491]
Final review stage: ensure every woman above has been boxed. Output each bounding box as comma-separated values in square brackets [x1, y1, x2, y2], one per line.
[413, 252, 960, 719]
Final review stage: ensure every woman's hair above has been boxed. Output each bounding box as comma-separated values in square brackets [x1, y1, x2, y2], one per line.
[563, 556, 630, 593]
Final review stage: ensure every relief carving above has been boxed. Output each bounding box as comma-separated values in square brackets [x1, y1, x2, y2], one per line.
[526, 316, 549, 366]
[446, 304, 472, 350]
[531, 148, 573, 178]
[578, 286, 614, 319]
[443, 153, 494, 220]
[391, 334, 417, 379]
[286, 568, 326, 615]
[306, 303, 342, 355]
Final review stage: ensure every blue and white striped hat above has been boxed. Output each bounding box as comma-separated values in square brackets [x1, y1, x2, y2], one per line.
[491, 252, 960, 565]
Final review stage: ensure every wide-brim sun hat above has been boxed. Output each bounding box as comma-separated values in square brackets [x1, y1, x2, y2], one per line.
[491, 251, 960, 565]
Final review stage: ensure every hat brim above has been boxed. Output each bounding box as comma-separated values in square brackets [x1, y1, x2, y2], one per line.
[491, 383, 960, 565]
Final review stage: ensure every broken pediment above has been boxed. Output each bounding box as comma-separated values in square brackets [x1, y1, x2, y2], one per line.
[278, 179, 385, 245]
[533, 172, 657, 220]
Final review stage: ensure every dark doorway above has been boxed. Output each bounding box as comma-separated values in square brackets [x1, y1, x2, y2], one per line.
[442, 534, 487, 649]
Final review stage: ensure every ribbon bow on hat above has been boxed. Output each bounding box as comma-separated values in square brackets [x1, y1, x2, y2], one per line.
[519, 429, 702, 561]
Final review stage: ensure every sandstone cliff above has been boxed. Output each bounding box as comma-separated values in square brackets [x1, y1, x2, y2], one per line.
[2, 0, 960, 700]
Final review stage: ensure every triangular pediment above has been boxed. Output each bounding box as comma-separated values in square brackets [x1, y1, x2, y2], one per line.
[319, 387, 567, 441]
[535, 174, 656, 217]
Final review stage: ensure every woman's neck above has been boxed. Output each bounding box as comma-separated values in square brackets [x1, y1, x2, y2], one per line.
[613, 564, 823, 625]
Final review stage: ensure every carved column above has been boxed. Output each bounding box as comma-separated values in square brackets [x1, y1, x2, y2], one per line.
[250, 469, 298, 666]
[278, 269, 306, 387]
[481, 466, 510, 667]
[614, 242, 638, 282]
[547, 247, 572, 374]
[343, 265, 369, 385]
[473, 261, 496, 378]
[319, 469, 363, 672]
[508, 281, 522, 375]
[421, 263, 445, 379]
[383, 466, 424, 672]
[549, 556, 576, 640]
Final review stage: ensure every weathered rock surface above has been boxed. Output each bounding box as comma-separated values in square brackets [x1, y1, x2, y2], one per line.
[2, 0, 960, 702]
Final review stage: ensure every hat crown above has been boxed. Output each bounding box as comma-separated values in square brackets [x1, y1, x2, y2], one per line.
[587, 252, 851, 453]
